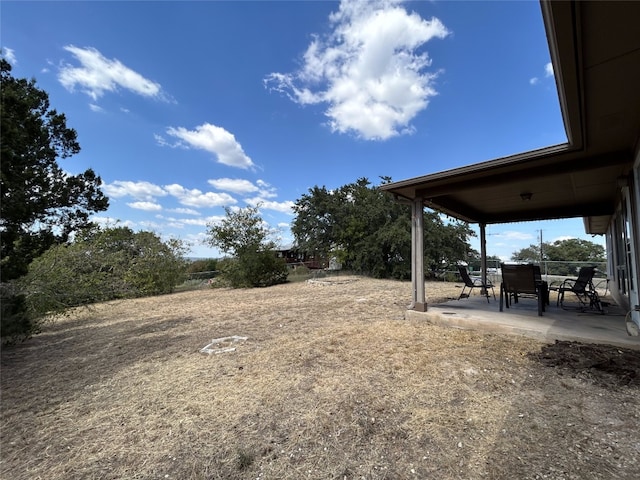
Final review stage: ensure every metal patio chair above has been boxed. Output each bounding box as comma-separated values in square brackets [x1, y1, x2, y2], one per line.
[499, 263, 547, 316]
[555, 266, 603, 314]
[457, 266, 495, 303]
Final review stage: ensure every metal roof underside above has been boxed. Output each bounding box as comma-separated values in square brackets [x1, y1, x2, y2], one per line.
[380, 1, 640, 234]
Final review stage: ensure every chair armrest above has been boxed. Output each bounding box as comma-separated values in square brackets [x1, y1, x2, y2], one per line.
[558, 278, 576, 290]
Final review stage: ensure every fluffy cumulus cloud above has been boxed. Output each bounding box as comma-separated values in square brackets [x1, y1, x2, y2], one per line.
[207, 178, 261, 194]
[264, 0, 450, 140]
[127, 201, 163, 211]
[164, 184, 237, 208]
[207, 178, 292, 213]
[159, 123, 255, 170]
[102, 180, 168, 201]
[167, 207, 201, 216]
[208, 178, 276, 198]
[254, 200, 295, 214]
[102, 179, 241, 210]
[58, 45, 165, 101]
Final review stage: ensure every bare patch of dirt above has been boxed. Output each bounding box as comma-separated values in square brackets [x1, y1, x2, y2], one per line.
[1, 277, 639, 479]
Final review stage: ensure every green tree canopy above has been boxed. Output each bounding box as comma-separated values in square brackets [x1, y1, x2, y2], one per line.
[511, 237, 605, 275]
[511, 238, 605, 263]
[11, 227, 187, 341]
[291, 177, 476, 279]
[205, 206, 288, 288]
[0, 58, 109, 281]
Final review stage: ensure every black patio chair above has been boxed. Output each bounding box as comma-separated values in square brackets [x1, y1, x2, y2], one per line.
[499, 263, 546, 316]
[457, 266, 495, 303]
[555, 266, 603, 313]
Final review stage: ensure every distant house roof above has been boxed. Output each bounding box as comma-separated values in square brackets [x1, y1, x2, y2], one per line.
[380, 0, 640, 234]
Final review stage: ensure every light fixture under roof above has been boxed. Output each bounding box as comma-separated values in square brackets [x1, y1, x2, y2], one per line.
[520, 192, 533, 201]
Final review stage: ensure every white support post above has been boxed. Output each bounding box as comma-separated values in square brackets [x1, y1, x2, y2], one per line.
[411, 198, 426, 311]
[480, 223, 487, 294]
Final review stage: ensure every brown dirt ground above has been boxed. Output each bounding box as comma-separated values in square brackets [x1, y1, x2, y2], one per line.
[1, 277, 639, 480]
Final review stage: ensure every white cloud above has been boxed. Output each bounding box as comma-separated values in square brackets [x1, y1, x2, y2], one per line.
[246, 199, 295, 215]
[181, 216, 225, 227]
[102, 180, 167, 201]
[2, 47, 17, 64]
[530, 62, 554, 87]
[162, 123, 255, 170]
[264, 0, 450, 140]
[164, 183, 237, 208]
[495, 230, 534, 241]
[208, 177, 279, 200]
[127, 201, 163, 211]
[551, 235, 575, 242]
[138, 220, 163, 229]
[89, 103, 105, 113]
[157, 214, 225, 228]
[545, 62, 554, 77]
[167, 207, 200, 215]
[58, 45, 165, 101]
[208, 178, 260, 194]
[91, 216, 135, 228]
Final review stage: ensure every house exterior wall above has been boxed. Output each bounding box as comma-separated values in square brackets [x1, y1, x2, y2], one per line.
[605, 146, 640, 332]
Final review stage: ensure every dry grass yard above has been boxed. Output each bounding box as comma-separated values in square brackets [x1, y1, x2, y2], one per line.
[2, 277, 639, 480]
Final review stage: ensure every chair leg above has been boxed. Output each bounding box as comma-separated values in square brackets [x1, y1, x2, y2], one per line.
[588, 291, 604, 314]
[458, 286, 468, 300]
[537, 293, 543, 316]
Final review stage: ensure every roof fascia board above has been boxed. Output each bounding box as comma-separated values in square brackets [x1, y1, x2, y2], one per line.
[540, 0, 583, 150]
[380, 144, 572, 192]
[413, 150, 631, 198]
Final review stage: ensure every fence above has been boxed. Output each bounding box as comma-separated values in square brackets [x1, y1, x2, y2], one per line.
[474, 261, 609, 295]
[466, 260, 606, 277]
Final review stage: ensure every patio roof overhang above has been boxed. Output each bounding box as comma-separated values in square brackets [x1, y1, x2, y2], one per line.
[380, 0, 640, 235]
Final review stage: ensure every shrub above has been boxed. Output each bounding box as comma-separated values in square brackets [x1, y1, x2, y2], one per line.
[0, 284, 37, 344]
[6, 227, 188, 342]
[217, 251, 288, 288]
[206, 206, 289, 288]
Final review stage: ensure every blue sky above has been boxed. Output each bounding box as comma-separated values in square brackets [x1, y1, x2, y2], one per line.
[2, 0, 605, 260]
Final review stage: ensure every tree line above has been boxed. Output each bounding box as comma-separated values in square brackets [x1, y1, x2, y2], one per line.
[290, 177, 476, 279]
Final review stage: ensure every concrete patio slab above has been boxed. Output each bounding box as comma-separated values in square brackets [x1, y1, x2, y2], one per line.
[408, 294, 640, 350]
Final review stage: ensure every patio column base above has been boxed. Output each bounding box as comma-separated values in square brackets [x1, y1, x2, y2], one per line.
[412, 302, 427, 312]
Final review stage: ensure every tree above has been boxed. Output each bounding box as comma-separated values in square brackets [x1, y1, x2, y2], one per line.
[291, 177, 476, 279]
[1, 58, 109, 281]
[511, 238, 605, 275]
[13, 227, 187, 341]
[205, 206, 288, 288]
